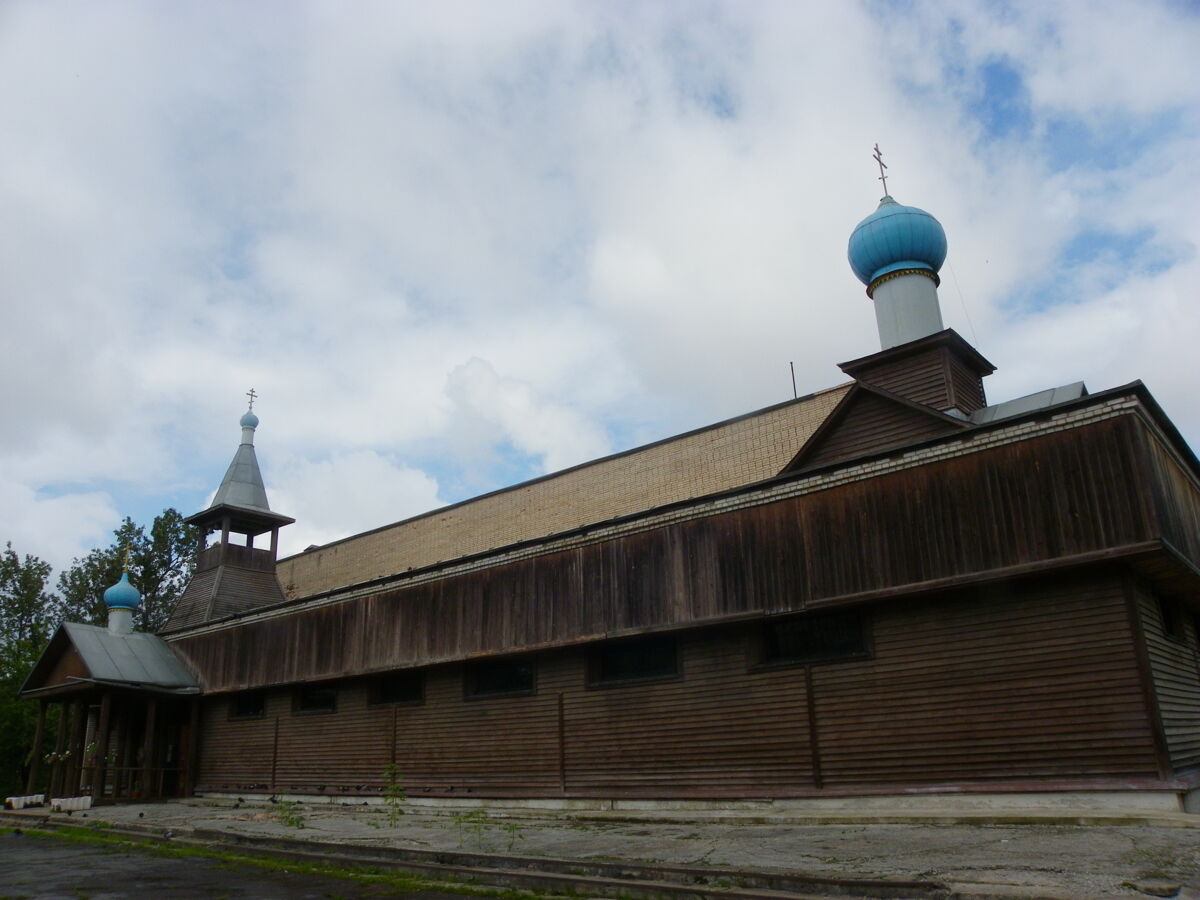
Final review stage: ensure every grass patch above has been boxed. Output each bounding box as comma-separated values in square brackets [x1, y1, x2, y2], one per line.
[1, 826, 554, 900]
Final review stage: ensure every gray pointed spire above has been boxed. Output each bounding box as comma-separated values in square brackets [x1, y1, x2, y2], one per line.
[210, 409, 273, 513]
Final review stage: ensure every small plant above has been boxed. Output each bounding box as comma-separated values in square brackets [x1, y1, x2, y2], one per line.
[451, 808, 489, 849]
[500, 820, 524, 853]
[381, 764, 406, 827]
[276, 799, 305, 829]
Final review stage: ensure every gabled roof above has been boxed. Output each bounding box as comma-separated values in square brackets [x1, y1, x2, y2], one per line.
[21, 622, 199, 697]
[781, 381, 969, 474]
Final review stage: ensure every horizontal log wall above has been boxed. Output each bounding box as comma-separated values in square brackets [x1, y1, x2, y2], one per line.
[173, 416, 1157, 693]
[1135, 579, 1200, 773]
[195, 571, 1158, 797]
[815, 574, 1156, 784]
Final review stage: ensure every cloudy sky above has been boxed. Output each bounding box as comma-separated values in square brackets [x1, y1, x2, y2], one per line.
[2, 0, 1197, 577]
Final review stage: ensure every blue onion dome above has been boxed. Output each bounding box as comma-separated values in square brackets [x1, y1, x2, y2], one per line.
[103, 571, 141, 611]
[240, 410, 259, 428]
[848, 196, 948, 289]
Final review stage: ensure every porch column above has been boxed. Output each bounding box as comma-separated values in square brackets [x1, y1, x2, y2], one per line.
[49, 704, 67, 797]
[25, 700, 47, 794]
[186, 699, 201, 796]
[65, 700, 86, 796]
[141, 698, 157, 799]
[114, 712, 131, 799]
[91, 693, 112, 801]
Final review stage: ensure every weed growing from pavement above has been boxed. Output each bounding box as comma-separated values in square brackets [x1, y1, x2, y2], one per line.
[382, 764, 407, 826]
[275, 799, 305, 829]
[500, 820, 525, 853]
[451, 808, 490, 849]
[2, 827, 559, 900]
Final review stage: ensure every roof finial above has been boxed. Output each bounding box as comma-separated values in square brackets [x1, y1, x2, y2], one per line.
[121, 546, 131, 573]
[246, 387, 258, 412]
[873, 143, 889, 197]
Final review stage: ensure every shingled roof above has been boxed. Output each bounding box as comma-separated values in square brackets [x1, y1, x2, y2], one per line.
[274, 386, 848, 600]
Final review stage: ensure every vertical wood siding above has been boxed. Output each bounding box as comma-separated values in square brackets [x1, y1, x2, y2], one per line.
[1140, 425, 1200, 567]
[173, 416, 1161, 693]
[195, 571, 1158, 797]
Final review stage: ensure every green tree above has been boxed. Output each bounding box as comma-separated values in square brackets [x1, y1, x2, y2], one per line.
[0, 543, 56, 796]
[54, 509, 198, 633]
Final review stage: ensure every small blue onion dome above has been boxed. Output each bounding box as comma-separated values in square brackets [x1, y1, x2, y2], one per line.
[240, 410, 259, 428]
[848, 196, 947, 287]
[103, 571, 141, 610]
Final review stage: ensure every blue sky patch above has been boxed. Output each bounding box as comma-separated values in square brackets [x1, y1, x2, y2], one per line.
[968, 58, 1033, 141]
[1042, 109, 1183, 172]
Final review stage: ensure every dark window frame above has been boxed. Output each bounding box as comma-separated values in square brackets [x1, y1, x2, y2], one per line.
[749, 609, 872, 670]
[229, 690, 267, 720]
[368, 670, 425, 706]
[293, 684, 338, 715]
[463, 657, 536, 701]
[587, 635, 681, 688]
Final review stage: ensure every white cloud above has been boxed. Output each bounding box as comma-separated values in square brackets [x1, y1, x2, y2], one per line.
[0, 478, 119, 573]
[0, 0, 1197, 576]
[269, 450, 442, 557]
[446, 358, 612, 476]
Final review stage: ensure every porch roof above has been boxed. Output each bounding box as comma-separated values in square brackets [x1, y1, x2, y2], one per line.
[21, 622, 200, 697]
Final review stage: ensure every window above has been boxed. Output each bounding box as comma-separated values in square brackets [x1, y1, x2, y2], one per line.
[231, 691, 265, 719]
[757, 610, 868, 667]
[370, 671, 423, 706]
[295, 684, 337, 714]
[464, 658, 534, 699]
[1157, 596, 1185, 642]
[589, 635, 679, 686]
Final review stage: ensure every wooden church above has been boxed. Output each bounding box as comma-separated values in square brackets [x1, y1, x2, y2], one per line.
[21, 186, 1200, 813]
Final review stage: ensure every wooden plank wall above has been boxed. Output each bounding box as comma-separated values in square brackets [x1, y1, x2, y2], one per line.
[815, 575, 1156, 785]
[174, 416, 1158, 694]
[947, 354, 987, 412]
[1140, 425, 1200, 570]
[850, 348, 952, 408]
[1134, 580, 1200, 773]
[195, 571, 1159, 797]
[800, 391, 960, 470]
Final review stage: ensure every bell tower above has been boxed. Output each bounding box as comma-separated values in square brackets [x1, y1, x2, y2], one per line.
[163, 397, 295, 631]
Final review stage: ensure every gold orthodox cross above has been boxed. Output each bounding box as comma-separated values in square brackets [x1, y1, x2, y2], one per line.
[246, 387, 257, 411]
